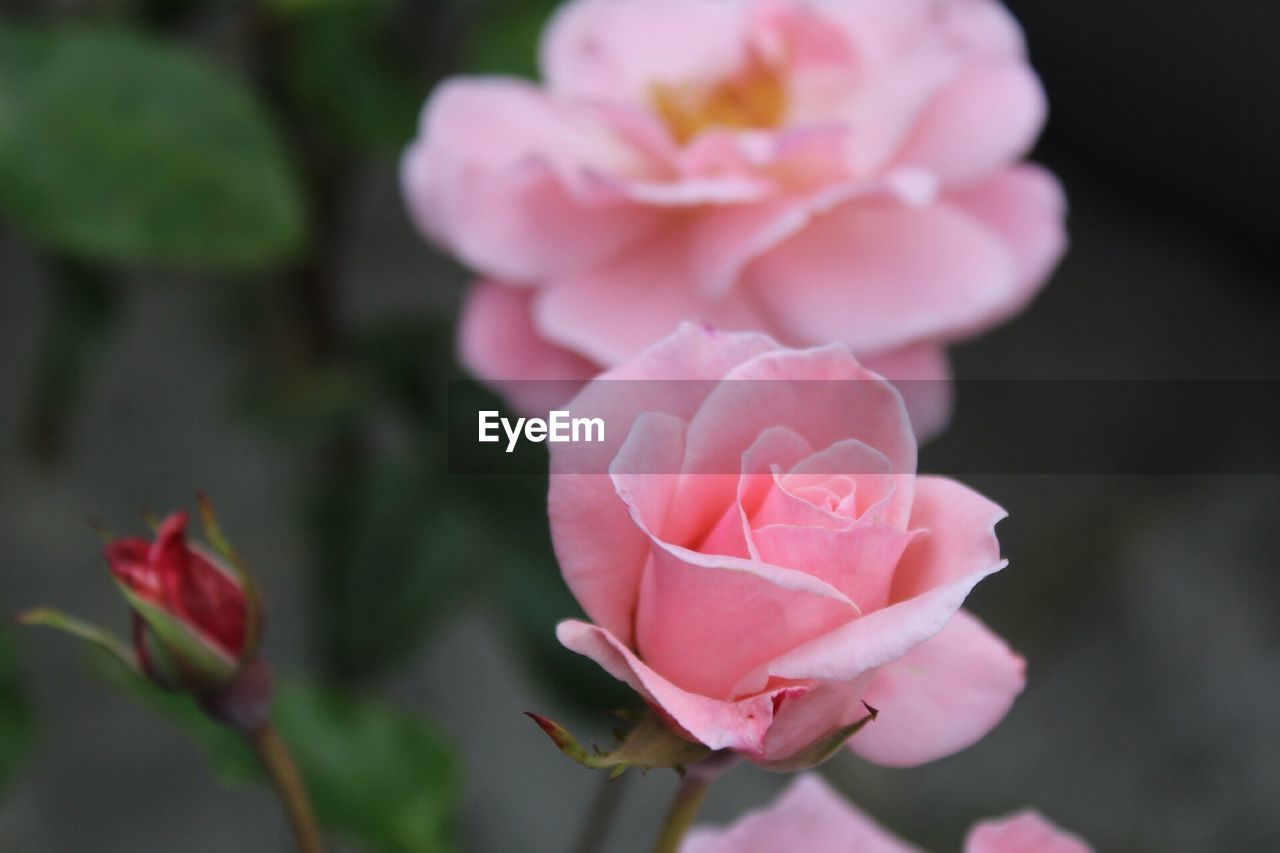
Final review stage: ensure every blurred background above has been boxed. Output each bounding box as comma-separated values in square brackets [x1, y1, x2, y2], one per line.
[0, 0, 1277, 850]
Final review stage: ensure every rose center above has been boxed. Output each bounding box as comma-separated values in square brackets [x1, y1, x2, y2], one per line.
[650, 56, 787, 144]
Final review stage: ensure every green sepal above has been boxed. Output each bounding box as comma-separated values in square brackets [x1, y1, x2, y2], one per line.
[756, 702, 878, 773]
[526, 711, 712, 777]
[15, 607, 138, 674]
[112, 583, 238, 690]
[196, 493, 262, 663]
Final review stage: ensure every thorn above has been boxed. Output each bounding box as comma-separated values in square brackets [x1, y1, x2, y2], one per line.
[861, 700, 879, 721]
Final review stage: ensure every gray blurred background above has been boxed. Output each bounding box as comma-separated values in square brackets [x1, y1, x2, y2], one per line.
[2, 1, 1279, 851]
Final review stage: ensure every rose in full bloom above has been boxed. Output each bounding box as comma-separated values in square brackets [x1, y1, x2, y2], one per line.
[549, 325, 1024, 766]
[105, 510, 260, 694]
[683, 774, 1092, 852]
[403, 0, 1066, 435]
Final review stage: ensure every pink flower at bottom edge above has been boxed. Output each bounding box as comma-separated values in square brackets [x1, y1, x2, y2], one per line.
[682, 774, 1092, 853]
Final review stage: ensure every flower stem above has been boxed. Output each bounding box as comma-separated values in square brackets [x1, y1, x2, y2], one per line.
[651, 752, 738, 853]
[572, 770, 633, 853]
[250, 724, 325, 853]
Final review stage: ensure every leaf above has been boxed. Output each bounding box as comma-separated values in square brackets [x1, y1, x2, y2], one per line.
[284, 0, 424, 157]
[308, 452, 470, 682]
[0, 24, 304, 269]
[94, 657, 460, 852]
[16, 607, 137, 673]
[755, 702, 879, 773]
[275, 682, 460, 853]
[527, 711, 712, 778]
[91, 651, 262, 786]
[461, 0, 562, 78]
[0, 631, 35, 795]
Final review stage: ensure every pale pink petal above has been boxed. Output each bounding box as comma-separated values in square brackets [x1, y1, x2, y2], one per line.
[785, 438, 899, 523]
[849, 610, 1025, 767]
[965, 810, 1093, 853]
[401, 78, 660, 282]
[672, 346, 916, 536]
[752, 522, 917, 615]
[556, 620, 805, 755]
[548, 325, 779, 643]
[950, 165, 1068, 291]
[891, 476, 1007, 602]
[747, 199, 1020, 354]
[456, 280, 597, 415]
[755, 678, 873, 761]
[764, 559, 1003, 684]
[859, 342, 954, 443]
[634, 539, 857, 698]
[682, 774, 921, 853]
[614, 421, 859, 698]
[893, 63, 1047, 187]
[534, 226, 769, 367]
[541, 0, 748, 104]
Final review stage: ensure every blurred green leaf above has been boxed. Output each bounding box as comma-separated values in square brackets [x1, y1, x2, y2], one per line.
[461, 0, 561, 77]
[0, 24, 305, 269]
[275, 682, 459, 853]
[92, 652, 262, 786]
[96, 657, 459, 852]
[284, 0, 424, 156]
[0, 632, 35, 795]
[310, 451, 470, 682]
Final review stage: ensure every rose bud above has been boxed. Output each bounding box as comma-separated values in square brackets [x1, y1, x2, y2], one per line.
[19, 498, 263, 709]
[105, 508, 261, 695]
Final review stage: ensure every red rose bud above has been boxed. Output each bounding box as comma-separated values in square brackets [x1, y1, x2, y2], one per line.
[105, 508, 262, 695]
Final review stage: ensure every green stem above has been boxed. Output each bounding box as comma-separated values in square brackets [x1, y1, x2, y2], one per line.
[572, 769, 632, 853]
[250, 724, 325, 853]
[651, 752, 738, 853]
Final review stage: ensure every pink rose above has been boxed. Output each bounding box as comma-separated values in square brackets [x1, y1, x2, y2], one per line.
[683, 774, 1092, 852]
[403, 0, 1066, 437]
[549, 325, 1024, 766]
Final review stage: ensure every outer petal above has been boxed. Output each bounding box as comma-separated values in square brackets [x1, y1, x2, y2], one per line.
[949, 164, 1068, 292]
[682, 774, 921, 853]
[747, 199, 1020, 353]
[633, 537, 857, 699]
[541, 0, 748, 104]
[859, 342, 953, 443]
[763, 558, 1004, 684]
[557, 620, 804, 755]
[401, 78, 660, 282]
[457, 280, 599, 415]
[892, 63, 1047, 187]
[535, 225, 770, 367]
[849, 609, 1025, 767]
[548, 326, 779, 643]
[890, 476, 1007, 603]
[965, 810, 1093, 853]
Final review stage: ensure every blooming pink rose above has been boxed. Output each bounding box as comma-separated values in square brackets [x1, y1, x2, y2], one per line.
[683, 774, 1092, 852]
[404, 0, 1066, 437]
[549, 324, 1024, 766]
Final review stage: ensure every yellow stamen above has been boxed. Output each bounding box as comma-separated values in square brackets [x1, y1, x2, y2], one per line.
[651, 56, 787, 144]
